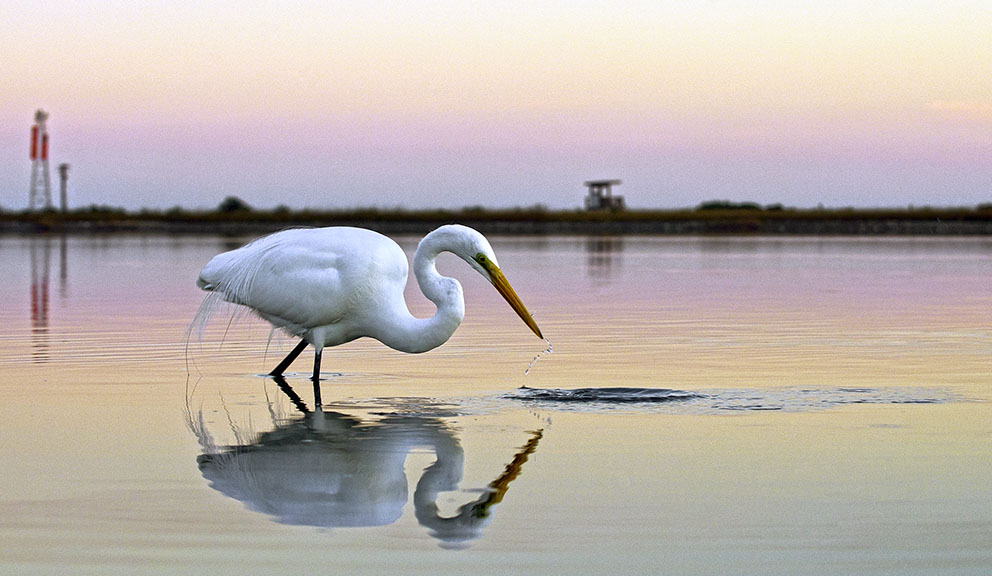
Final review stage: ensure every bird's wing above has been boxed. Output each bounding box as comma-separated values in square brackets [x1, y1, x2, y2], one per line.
[199, 227, 408, 334]
[242, 241, 355, 329]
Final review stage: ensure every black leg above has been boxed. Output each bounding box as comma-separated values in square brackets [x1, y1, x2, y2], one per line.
[269, 339, 309, 377]
[271, 375, 310, 414]
[312, 348, 323, 407]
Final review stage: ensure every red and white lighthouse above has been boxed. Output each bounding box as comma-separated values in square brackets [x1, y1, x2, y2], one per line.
[29, 109, 53, 211]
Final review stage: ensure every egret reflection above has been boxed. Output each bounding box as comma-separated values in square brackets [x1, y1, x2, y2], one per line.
[187, 377, 541, 547]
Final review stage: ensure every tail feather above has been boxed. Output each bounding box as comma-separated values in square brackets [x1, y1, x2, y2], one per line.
[196, 235, 281, 304]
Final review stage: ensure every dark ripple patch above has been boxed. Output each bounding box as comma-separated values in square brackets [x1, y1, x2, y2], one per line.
[506, 386, 956, 414]
[509, 386, 703, 403]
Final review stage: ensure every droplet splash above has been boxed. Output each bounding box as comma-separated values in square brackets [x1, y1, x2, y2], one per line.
[525, 339, 553, 376]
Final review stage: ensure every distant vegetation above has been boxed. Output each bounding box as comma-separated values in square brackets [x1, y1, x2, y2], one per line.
[216, 195, 254, 213]
[2, 196, 991, 235]
[697, 200, 767, 211]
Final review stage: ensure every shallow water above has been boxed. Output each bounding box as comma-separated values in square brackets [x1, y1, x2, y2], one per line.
[1, 234, 990, 575]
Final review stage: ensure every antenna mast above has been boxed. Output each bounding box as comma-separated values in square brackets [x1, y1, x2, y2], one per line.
[29, 109, 53, 211]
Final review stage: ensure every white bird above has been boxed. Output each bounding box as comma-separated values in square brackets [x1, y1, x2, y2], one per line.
[196, 224, 543, 404]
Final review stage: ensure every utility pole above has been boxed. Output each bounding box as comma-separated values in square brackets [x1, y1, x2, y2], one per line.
[58, 163, 70, 213]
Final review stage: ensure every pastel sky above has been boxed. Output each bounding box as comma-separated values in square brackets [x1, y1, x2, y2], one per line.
[1, 1, 990, 210]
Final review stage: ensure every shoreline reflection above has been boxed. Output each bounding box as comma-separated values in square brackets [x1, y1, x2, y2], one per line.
[585, 236, 624, 279]
[187, 377, 541, 547]
[27, 235, 69, 363]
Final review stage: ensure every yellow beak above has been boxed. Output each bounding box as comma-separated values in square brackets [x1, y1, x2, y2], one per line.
[484, 263, 543, 339]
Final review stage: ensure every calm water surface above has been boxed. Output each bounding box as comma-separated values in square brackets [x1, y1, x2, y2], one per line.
[0, 234, 989, 575]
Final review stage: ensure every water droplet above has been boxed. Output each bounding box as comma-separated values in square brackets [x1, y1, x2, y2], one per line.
[524, 338, 553, 376]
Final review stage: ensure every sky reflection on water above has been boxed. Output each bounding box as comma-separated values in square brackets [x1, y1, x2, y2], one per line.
[0, 233, 990, 574]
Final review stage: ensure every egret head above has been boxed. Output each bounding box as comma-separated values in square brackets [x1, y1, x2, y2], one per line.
[430, 225, 543, 340]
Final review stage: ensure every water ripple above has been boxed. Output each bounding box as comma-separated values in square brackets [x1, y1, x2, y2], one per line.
[508, 386, 702, 403]
[505, 385, 956, 414]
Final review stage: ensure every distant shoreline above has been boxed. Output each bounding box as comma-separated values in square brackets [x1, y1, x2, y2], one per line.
[3, 206, 992, 236]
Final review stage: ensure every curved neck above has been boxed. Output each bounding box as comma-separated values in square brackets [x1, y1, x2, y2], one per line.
[375, 231, 466, 353]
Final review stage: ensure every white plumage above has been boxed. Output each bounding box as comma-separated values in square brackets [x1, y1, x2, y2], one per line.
[196, 224, 542, 403]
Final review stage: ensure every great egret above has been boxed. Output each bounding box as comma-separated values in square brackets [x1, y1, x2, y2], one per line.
[196, 224, 543, 404]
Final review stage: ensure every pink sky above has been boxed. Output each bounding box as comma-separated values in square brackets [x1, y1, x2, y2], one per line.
[1, 1, 989, 210]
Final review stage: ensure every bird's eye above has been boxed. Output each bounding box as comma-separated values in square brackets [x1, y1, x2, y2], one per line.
[475, 253, 488, 264]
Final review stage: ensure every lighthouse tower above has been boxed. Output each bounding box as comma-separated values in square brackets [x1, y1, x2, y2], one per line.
[29, 109, 53, 211]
